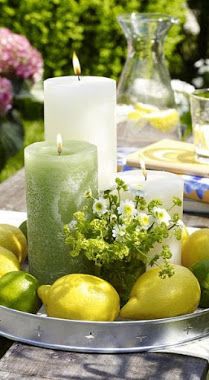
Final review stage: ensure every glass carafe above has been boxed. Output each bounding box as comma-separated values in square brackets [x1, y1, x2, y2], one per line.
[117, 13, 180, 148]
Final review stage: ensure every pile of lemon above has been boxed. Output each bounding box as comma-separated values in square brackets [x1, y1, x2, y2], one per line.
[1, 222, 209, 321]
[0, 223, 39, 313]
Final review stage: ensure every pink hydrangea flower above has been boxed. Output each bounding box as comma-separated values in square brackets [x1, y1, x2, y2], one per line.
[0, 28, 43, 82]
[0, 76, 13, 115]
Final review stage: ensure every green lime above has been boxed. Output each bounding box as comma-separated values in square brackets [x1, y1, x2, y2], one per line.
[19, 220, 27, 240]
[191, 259, 209, 308]
[0, 271, 40, 313]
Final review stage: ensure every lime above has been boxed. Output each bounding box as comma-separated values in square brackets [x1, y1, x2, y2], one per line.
[191, 259, 209, 307]
[38, 273, 120, 321]
[0, 224, 27, 263]
[0, 271, 39, 313]
[19, 220, 27, 240]
[182, 229, 209, 268]
[0, 247, 20, 278]
[120, 264, 200, 320]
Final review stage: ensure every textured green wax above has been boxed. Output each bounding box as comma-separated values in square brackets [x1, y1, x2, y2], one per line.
[24, 140, 98, 284]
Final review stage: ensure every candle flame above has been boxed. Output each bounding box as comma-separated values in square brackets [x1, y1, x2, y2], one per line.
[57, 134, 63, 155]
[72, 51, 81, 78]
[138, 153, 147, 181]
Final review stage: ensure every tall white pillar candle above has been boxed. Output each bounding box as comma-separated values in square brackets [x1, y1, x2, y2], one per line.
[44, 76, 116, 190]
[117, 170, 184, 265]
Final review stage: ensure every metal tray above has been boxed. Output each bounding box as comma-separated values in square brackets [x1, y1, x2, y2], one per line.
[1, 305, 209, 353]
[0, 213, 207, 353]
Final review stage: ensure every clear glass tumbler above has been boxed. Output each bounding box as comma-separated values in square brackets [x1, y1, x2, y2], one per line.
[190, 89, 209, 163]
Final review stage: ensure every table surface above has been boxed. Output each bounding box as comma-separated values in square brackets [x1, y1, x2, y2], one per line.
[0, 169, 209, 379]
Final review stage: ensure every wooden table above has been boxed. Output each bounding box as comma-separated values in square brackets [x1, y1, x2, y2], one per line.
[0, 169, 209, 379]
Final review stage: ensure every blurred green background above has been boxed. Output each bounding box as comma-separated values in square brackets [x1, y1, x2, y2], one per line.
[0, 0, 208, 181]
[1, 0, 208, 83]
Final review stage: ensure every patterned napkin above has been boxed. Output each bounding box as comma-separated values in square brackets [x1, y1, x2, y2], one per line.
[117, 146, 209, 205]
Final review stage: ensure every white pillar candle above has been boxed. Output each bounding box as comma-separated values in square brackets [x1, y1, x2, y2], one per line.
[117, 170, 184, 265]
[44, 76, 116, 190]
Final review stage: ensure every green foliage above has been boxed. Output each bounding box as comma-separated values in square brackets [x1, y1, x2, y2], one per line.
[64, 178, 182, 302]
[0, 0, 186, 80]
[0, 118, 44, 183]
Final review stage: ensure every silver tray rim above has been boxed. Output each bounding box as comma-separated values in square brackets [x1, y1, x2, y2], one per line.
[1, 304, 209, 353]
[1, 303, 209, 325]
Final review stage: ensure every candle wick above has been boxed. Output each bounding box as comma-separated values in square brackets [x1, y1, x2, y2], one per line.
[78, 75, 80, 81]
[138, 153, 147, 181]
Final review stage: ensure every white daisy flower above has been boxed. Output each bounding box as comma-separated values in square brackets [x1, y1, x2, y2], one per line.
[110, 214, 117, 223]
[117, 200, 137, 218]
[152, 207, 171, 226]
[68, 220, 77, 230]
[112, 224, 126, 240]
[137, 212, 152, 229]
[93, 197, 108, 216]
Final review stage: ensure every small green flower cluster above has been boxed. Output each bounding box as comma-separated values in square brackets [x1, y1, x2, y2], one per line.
[64, 178, 182, 280]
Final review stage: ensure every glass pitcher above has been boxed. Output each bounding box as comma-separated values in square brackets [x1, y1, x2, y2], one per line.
[117, 13, 180, 148]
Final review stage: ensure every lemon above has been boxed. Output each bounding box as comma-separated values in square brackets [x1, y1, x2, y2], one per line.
[0, 271, 39, 313]
[144, 108, 179, 132]
[181, 224, 189, 252]
[191, 259, 209, 307]
[128, 106, 179, 132]
[0, 247, 20, 278]
[193, 126, 209, 150]
[120, 264, 200, 320]
[135, 102, 159, 113]
[128, 110, 146, 121]
[182, 229, 209, 268]
[38, 274, 120, 321]
[0, 224, 27, 263]
[128, 102, 159, 121]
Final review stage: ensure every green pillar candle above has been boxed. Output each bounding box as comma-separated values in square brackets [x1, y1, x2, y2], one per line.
[24, 140, 98, 284]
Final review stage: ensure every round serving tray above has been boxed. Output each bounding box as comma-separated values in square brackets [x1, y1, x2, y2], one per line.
[1, 305, 209, 353]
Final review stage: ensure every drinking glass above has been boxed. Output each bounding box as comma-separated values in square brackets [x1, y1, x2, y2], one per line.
[190, 89, 209, 162]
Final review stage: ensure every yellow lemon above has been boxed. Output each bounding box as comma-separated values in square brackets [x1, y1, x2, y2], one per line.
[181, 224, 189, 251]
[144, 108, 179, 132]
[128, 102, 159, 121]
[182, 229, 209, 268]
[135, 102, 159, 113]
[0, 224, 27, 263]
[0, 247, 20, 278]
[38, 274, 120, 321]
[120, 264, 200, 320]
[0, 271, 39, 313]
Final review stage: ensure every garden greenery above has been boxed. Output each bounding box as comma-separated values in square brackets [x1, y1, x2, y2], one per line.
[64, 177, 182, 302]
[0, 0, 186, 80]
